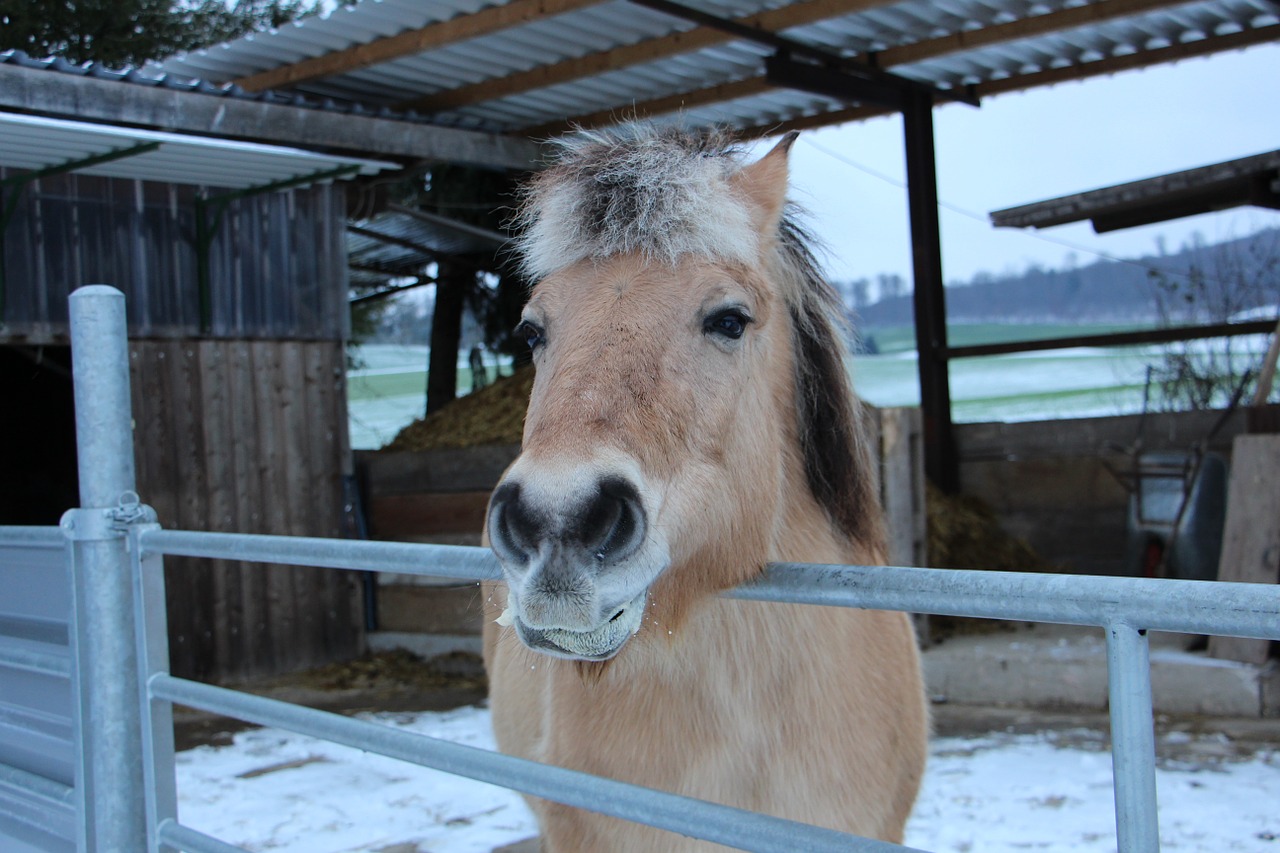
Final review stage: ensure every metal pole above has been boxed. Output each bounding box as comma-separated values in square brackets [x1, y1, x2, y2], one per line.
[1106, 622, 1160, 853]
[902, 89, 957, 492]
[63, 284, 148, 852]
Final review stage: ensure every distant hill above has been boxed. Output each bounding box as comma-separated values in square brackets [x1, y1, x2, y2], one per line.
[848, 226, 1280, 328]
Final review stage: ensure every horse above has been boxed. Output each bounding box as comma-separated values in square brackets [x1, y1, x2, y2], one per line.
[482, 124, 927, 851]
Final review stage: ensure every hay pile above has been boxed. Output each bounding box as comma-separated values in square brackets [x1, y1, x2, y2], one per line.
[382, 367, 534, 452]
[924, 483, 1054, 641]
[926, 483, 1052, 572]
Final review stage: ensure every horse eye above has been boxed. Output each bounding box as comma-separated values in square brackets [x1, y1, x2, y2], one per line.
[704, 309, 750, 341]
[515, 320, 545, 350]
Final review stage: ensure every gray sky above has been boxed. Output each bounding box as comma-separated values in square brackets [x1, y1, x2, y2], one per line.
[779, 41, 1280, 289]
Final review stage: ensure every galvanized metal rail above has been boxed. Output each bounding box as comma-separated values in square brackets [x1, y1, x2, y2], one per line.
[2, 285, 1279, 853]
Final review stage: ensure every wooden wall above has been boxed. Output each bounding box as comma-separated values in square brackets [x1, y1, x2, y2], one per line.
[130, 338, 363, 682]
[955, 407, 1257, 575]
[0, 168, 348, 342]
[0, 167, 360, 681]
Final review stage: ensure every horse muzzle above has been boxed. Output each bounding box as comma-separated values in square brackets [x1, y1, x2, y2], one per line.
[487, 466, 664, 660]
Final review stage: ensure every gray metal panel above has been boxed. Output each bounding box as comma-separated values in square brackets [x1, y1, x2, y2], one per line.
[0, 112, 397, 189]
[0, 533, 77, 853]
[146, 0, 1280, 134]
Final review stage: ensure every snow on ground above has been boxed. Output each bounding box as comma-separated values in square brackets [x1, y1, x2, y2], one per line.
[176, 705, 1280, 853]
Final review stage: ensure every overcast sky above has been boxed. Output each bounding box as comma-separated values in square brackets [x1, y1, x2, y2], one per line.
[775, 41, 1280, 289]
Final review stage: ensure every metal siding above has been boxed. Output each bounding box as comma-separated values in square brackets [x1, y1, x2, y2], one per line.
[147, 0, 1280, 134]
[0, 533, 77, 852]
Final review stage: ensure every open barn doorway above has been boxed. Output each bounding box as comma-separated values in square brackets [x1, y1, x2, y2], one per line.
[0, 345, 78, 524]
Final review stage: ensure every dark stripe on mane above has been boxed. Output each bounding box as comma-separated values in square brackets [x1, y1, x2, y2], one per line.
[777, 215, 886, 550]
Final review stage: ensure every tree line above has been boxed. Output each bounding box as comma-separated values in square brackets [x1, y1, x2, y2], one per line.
[845, 227, 1280, 329]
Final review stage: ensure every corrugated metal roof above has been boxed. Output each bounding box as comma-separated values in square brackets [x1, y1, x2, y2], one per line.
[149, 0, 1279, 137]
[0, 112, 399, 189]
[348, 206, 508, 277]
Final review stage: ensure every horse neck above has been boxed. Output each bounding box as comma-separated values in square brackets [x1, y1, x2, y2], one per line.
[768, 441, 861, 567]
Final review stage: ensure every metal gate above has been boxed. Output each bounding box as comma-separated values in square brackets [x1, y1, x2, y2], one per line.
[2, 286, 1278, 853]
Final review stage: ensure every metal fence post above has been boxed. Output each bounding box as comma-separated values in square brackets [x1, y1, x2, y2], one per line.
[61, 285, 149, 852]
[1106, 622, 1160, 853]
[131, 521, 179, 853]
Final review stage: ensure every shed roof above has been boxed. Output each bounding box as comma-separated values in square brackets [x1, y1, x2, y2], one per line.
[149, 0, 1280, 137]
[989, 149, 1280, 232]
[0, 111, 398, 190]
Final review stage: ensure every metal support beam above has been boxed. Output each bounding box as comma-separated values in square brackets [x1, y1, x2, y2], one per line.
[1106, 623, 1160, 853]
[62, 286, 148, 852]
[902, 89, 957, 492]
[632, 0, 978, 107]
[764, 53, 904, 109]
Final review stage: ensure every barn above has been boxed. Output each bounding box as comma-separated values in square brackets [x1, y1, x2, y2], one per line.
[0, 57, 537, 680]
[1, 0, 1276, 682]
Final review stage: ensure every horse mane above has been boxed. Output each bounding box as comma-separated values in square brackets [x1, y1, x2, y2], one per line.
[773, 216, 886, 551]
[514, 124, 885, 551]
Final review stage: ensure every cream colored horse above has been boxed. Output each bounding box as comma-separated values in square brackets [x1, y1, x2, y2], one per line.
[483, 125, 926, 851]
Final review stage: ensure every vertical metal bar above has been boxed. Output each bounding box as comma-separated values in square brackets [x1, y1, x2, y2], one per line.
[65, 284, 148, 852]
[132, 523, 179, 853]
[1106, 622, 1160, 853]
[901, 89, 958, 493]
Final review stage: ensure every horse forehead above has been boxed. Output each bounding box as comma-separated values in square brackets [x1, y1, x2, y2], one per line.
[536, 255, 753, 316]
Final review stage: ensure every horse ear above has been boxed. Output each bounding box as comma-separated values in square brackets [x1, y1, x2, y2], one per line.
[732, 131, 799, 237]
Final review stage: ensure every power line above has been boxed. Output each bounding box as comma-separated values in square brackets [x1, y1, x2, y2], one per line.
[799, 136, 1241, 288]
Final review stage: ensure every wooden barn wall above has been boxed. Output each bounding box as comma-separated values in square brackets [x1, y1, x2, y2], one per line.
[0, 168, 348, 342]
[129, 338, 363, 682]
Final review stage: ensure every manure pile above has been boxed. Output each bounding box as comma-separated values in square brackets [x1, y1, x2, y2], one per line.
[383, 367, 533, 451]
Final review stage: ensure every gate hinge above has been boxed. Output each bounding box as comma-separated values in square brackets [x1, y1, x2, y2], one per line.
[60, 491, 158, 541]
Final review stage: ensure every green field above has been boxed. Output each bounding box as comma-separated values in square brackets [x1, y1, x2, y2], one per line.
[859, 322, 1153, 355]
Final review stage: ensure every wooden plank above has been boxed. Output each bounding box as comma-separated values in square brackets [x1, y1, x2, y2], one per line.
[170, 341, 219, 680]
[308, 341, 361, 660]
[225, 338, 271, 676]
[357, 446, 519, 497]
[196, 340, 239, 678]
[233, 0, 604, 93]
[376, 585, 485, 635]
[253, 341, 297, 674]
[368, 491, 494, 539]
[878, 407, 926, 567]
[1209, 434, 1280, 664]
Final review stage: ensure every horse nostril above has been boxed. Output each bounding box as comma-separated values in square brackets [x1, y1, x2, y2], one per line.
[489, 481, 540, 565]
[489, 473, 647, 570]
[579, 476, 646, 565]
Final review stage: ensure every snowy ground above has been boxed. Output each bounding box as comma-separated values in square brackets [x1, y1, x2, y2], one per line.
[175, 704, 1280, 853]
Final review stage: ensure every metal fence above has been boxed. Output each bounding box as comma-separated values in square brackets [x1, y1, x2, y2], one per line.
[2, 285, 1279, 853]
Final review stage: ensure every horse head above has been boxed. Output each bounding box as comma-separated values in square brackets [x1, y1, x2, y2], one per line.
[487, 125, 881, 663]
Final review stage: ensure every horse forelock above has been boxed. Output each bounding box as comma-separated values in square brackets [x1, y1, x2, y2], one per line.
[513, 125, 761, 280]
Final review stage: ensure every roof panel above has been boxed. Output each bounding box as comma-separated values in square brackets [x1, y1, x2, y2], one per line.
[92, 0, 1280, 136]
[0, 112, 398, 189]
